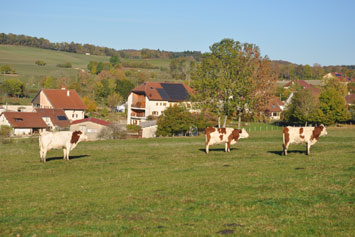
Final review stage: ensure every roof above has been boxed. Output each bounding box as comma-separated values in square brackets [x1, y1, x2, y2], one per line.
[345, 94, 355, 105]
[283, 80, 321, 97]
[32, 89, 87, 110]
[264, 97, 284, 113]
[131, 82, 193, 102]
[71, 117, 111, 126]
[329, 72, 354, 83]
[1, 112, 48, 128]
[35, 108, 70, 127]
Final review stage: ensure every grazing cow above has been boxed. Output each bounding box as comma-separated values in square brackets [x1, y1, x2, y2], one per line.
[205, 127, 249, 154]
[39, 130, 87, 163]
[283, 125, 327, 155]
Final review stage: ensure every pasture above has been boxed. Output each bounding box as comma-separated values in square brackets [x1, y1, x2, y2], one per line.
[0, 127, 354, 236]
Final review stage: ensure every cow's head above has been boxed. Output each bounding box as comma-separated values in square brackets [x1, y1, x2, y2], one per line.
[70, 130, 88, 144]
[319, 124, 327, 137]
[239, 128, 249, 139]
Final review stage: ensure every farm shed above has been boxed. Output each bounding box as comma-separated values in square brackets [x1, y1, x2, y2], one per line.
[0, 112, 48, 136]
[70, 117, 111, 141]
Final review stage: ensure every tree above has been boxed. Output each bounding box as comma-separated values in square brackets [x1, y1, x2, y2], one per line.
[281, 89, 319, 125]
[191, 39, 276, 128]
[82, 96, 97, 112]
[2, 78, 25, 97]
[109, 55, 121, 67]
[107, 92, 123, 108]
[1, 64, 15, 74]
[318, 87, 350, 125]
[115, 79, 135, 99]
[156, 106, 195, 136]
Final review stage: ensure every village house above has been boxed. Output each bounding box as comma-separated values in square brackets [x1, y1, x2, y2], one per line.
[70, 117, 111, 141]
[35, 108, 70, 130]
[0, 112, 48, 136]
[127, 82, 193, 125]
[323, 72, 354, 84]
[263, 97, 284, 120]
[31, 88, 87, 121]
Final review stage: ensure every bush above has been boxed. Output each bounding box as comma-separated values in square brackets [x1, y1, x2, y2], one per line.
[126, 124, 140, 133]
[0, 64, 15, 74]
[35, 60, 46, 66]
[56, 62, 72, 68]
[0, 125, 12, 138]
[98, 124, 127, 140]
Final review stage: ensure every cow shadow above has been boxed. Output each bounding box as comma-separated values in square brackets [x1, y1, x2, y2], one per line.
[268, 150, 305, 156]
[46, 155, 89, 162]
[198, 148, 238, 153]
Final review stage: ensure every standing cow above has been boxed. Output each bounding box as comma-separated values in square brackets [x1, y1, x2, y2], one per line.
[39, 130, 87, 163]
[283, 125, 327, 155]
[205, 127, 249, 154]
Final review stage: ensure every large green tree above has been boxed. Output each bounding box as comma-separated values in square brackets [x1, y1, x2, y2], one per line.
[2, 78, 25, 97]
[191, 39, 276, 128]
[156, 106, 195, 137]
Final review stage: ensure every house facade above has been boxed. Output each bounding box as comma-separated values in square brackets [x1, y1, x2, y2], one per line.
[127, 82, 193, 125]
[263, 97, 284, 120]
[0, 112, 48, 136]
[32, 88, 87, 121]
[35, 108, 70, 130]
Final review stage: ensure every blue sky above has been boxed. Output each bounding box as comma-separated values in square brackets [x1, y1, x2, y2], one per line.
[1, 0, 354, 66]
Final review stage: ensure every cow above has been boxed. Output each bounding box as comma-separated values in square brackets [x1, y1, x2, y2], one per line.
[205, 127, 249, 154]
[282, 125, 327, 155]
[39, 130, 87, 163]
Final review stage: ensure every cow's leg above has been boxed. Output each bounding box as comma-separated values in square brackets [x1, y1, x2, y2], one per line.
[206, 144, 209, 154]
[306, 142, 311, 155]
[63, 148, 67, 160]
[283, 144, 288, 156]
[225, 142, 228, 152]
[227, 142, 231, 152]
[42, 150, 47, 163]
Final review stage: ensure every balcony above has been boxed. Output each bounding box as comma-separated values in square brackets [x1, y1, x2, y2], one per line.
[131, 111, 146, 119]
[131, 101, 146, 109]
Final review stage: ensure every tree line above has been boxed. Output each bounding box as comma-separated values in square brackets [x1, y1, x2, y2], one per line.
[0, 33, 201, 59]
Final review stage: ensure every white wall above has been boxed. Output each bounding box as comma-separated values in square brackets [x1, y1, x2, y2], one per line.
[142, 125, 157, 138]
[64, 110, 85, 121]
[13, 128, 32, 136]
[0, 114, 11, 127]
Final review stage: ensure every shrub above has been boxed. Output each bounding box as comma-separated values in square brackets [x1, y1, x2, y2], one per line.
[0, 125, 12, 138]
[56, 62, 72, 68]
[35, 60, 46, 66]
[126, 124, 140, 133]
[98, 124, 127, 140]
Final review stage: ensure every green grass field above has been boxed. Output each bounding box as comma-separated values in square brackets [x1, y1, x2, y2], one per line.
[0, 127, 354, 236]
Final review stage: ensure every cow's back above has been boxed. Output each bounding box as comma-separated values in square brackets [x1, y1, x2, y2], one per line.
[39, 131, 72, 150]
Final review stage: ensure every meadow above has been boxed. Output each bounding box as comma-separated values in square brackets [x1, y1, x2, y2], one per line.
[0, 127, 354, 236]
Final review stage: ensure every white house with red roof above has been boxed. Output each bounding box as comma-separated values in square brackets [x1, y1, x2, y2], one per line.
[31, 88, 87, 121]
[127, 82, 193, 125]
[0, 112, 48, 136]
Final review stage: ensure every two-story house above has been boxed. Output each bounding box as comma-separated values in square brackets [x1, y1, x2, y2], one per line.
[31, 88, 87, 121]
[127, 82, 193, 125]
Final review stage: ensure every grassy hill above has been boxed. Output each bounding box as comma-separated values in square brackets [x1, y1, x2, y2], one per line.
[0, 127, 354, 235]
[0, 45, 171, 88]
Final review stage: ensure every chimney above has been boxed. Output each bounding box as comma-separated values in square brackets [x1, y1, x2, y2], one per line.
[67, 90, 70, 96]
[61, 85, 66, 90]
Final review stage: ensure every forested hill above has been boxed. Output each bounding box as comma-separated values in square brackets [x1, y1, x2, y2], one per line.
[0, 33, 201, 60]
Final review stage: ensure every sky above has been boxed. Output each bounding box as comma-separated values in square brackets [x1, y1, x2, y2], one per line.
[1, 0, 354, 66]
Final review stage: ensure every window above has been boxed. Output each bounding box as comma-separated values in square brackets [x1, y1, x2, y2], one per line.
[72, 114, 74, 118]
[57, 115, 67, 121]
[163, 103, 166, 106]
[152, 111, 158, 116]
[156, 103, 158, 106]
[14, 118, 23, 121]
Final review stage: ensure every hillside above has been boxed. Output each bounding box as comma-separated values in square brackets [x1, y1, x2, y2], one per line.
[0, 45, 172, 102]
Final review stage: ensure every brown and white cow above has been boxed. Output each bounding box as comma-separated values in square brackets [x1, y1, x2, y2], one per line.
[283, 125, 327, 155]
[39, 130, 87, 163]
[205, 127, 249, 154]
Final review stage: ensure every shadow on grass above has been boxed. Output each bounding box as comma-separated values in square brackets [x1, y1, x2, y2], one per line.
[46, 155, 89, 162]
[268, 150, 306, 156]
[198, 148, 238, 153]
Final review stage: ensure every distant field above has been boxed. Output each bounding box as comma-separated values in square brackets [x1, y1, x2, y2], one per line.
[0, 127, 354, 236]
[0, 45, 171, 90]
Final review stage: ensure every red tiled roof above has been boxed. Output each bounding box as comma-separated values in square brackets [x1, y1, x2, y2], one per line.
[264, 97, 284, 113]
[283, 80, 320, 97]
[71, 117, 111, 126]
[1, 112, 48, 128]
[131, 82, 193, 101]
[42, 89, 87, 110]
[35, 108, 70, 128]
[330, 72, 354, 83]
